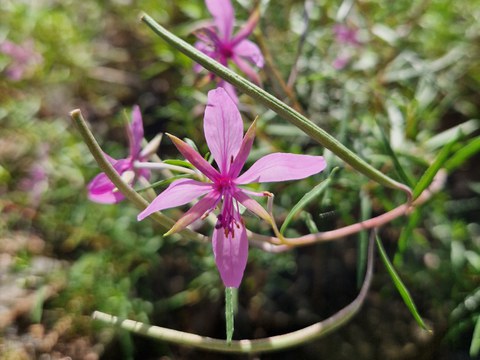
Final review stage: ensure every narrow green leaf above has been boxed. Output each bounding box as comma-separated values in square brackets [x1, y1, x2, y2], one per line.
[445, 136, 480, 172]
[470, 315, 480, 357]
[280, 168, 338, 234]
[413, 138, 456, 199]
[183, 137, 199, 152]
[425, 119, 479, 150]
[225, 287, 234, 344]
[163, 159, 195, 169]
[302, 212, 320, 233]
[376, 235, 430, 331]
[378, 125, 414, 187]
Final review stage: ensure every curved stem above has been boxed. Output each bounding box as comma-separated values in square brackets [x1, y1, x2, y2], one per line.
[70, 109, 206, 243]
[248, 170, 446, 250]
[140, 14, 412, 198]
[92, 232, 375, 353]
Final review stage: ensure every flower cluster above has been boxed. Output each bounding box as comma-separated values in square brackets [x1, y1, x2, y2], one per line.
[87, 3, 326, 289]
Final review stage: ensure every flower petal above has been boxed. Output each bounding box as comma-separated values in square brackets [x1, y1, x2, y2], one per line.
[212, 222, 248, 288]
[165, 189, 221, 235]
[87, 172, 125, 204]
[87, 158, 132, 204]
[219, 81, 238, 105]
[204, 87, 243, 174]
[236, 153, 327, 184]
[206, 0, 235, 41]
[231, 7, 260, 45]
[137, 179, 214, 221]
[232, 54, 261, 85]
[167, 133, 220, 181]
[194, 40, 216, 73]
[229, 119, 256, 179]
[233, 189, 271, 222]
[233, 39, 264, 68]
[127, 105, 144, 157]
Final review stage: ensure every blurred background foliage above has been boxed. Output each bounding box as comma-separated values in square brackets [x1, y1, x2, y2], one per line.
[0, 0, 479, 359]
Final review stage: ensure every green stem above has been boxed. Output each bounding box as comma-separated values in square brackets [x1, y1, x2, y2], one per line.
[92, 231, 375, 353]
[140, 13, 412, 199]
[70, 109, 206, 243]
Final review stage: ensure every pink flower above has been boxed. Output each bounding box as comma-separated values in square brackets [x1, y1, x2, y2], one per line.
[0, 39, 42, 81]
[138, 88, 326, 288]
[332, 24, 361, 70]
[19, 144, 50, 208]
[88, 106, 153, 204]
[194, 0, 264, 102]
[333, 24, 360, 46]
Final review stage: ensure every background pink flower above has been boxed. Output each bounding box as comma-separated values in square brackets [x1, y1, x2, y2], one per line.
[194, 0, 264, 102]
[0, 39, 42, 81]
[87, 106, 152, 204]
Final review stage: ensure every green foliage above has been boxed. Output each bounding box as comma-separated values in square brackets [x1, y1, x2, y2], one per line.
[376, 235, 429, 331]
[1, 0, 479, 357]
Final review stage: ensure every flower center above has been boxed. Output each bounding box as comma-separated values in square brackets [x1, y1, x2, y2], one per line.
[214, 177, 240, 237]
[215, 176, 234, 193]
[218, 43, 234, 60]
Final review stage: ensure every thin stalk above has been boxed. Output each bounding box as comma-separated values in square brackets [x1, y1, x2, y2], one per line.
[248, 169, 446, 249]
[140, 14, 412, 199]
[92, 232, 375, 353]
[134, 161, 198, 176]
[70, 109, 206, 243]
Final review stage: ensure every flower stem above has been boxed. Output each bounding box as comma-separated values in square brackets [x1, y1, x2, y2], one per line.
[134, 161, 198, 176]
[140, 13, 412, 200]
[249, 170, 446, 249]
[92, 232, 375, 353]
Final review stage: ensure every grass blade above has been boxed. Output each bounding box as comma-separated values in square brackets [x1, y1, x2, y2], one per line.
[470, 315, 480, 357]
[413, 138, 456, 199]
[280, 168, 338, 234]
[445, 136, 480, 172]
[378, 125, 414, 187]
[376, 235, 430, 331]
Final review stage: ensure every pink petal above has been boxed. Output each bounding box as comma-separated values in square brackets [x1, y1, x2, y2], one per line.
[231, 7, 260, 45]
[229, 119, 256, 178]
[219, 81, 238, 104]
[236, 153, 326, 184]
[232, 54, 261, 85]
[233, 39, 264, 68]
[127, 105, 144, 157]
[87, 172, 124, 204]
[87, 159, 132, 204]
[333, 55, 351, 70]
[204, 87, 243, 174]
[167, 133, 220, 182]
[165, 190, 221, 235]
[212, 222, 248, 288]
[194, 41, 215, 73]
[137, 179, 214, 221]
[205, 0, 235, 41]
[233, 189, 271, 221]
